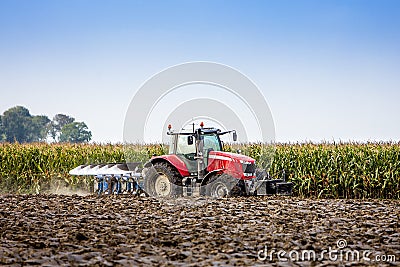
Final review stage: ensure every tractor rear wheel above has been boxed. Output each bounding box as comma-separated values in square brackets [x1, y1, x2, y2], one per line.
[205, 174, 243, 197]
[144, 162, 183, 197]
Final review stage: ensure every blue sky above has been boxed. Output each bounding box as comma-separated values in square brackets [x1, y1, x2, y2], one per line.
[0, 0, 399, 142]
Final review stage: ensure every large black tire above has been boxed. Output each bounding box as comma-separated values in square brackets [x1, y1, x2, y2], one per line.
[204, 174, 244, 198]
[144, 162, 183, 197]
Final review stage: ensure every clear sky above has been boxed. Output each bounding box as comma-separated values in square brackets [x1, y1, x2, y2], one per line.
[0, 0, 399, 143]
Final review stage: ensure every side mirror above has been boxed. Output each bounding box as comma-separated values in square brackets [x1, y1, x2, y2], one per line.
[188, 135, 194, 145]
[233, 131, 237, 142]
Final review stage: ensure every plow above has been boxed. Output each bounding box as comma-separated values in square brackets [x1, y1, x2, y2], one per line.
[69, 124, 293, 197]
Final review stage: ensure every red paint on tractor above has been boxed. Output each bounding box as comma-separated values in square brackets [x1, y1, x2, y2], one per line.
[207, 151, 256, 180]
[150, 154, 190, 177]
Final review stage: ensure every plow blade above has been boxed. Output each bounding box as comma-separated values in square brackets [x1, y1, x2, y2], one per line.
[69, 163, 142, 176]
[69, 162, 144, 195]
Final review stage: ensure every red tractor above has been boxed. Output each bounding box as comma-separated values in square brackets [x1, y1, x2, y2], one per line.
[69, 124, 293, 197]
[142, 124, 292, 197]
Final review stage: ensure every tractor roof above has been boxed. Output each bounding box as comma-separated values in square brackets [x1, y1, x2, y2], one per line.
[168, 127, 221, 135]
[199, 127, 221, 134]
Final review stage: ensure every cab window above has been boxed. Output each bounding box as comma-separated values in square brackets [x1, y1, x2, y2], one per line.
[176, 135, 196, 155]
[203, 134, 221, 151]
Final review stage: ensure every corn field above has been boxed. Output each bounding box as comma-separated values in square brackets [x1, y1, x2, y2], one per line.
[0, 142, 399, 199]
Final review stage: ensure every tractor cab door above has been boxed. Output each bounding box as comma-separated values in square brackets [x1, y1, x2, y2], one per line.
[202, 134, 222, 166]
[171, 134, 198, 174]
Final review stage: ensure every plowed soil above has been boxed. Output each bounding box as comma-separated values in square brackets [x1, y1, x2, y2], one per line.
[0, 194, 399, 266]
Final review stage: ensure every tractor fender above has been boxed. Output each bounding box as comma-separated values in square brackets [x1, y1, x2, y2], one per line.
[147, 155, 189, 177]
[200, 169, 225, 186]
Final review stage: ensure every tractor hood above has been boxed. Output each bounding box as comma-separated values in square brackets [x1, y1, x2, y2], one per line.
[208, 151, 255, 164]
[208, 151, 256, 180]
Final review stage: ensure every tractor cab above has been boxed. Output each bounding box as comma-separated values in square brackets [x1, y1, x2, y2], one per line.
[168, 126, 228, 175]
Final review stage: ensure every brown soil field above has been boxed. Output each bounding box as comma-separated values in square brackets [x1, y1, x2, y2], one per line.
[0, 194, 399, 266]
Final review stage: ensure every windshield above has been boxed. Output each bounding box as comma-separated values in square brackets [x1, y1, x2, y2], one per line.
[203, 134, 222, 152]
[176, 135, 196, 154]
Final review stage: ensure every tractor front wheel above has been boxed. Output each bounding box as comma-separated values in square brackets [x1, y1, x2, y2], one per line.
[205, 174, 243, 198]
[144, 162, 183, 197]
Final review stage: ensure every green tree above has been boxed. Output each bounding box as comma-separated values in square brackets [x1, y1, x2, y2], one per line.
[1, 106, 91, 143]
[59, 122, 92, 143]
[29, 115, 51, 142]
[1, 106, 52, 143]
[2, 106, 32, 143]
[50, 114, 75, 141]
[0, 115, 5, 141]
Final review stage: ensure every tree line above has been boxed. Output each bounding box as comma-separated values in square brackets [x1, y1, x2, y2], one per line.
[0, 106, 92, 143]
